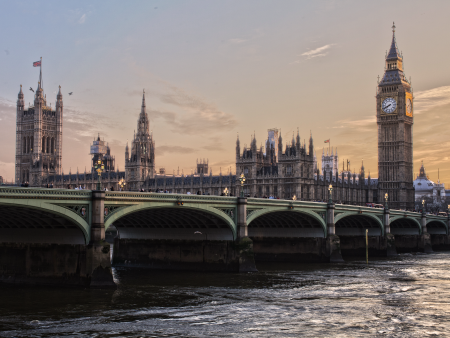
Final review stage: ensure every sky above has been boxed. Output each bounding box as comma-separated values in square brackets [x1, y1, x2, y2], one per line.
[1, 0, 450, 184]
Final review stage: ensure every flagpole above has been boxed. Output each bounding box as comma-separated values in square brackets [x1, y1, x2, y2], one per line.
[40, 56, 42, 89]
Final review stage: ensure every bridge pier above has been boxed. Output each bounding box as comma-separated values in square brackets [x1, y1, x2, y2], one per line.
[384, 208, 397, 256]
[326, 201, 344, 262]
[420, 213, 433, 253]
[236, 197, 257, 272]
[87, 191, 116, 288]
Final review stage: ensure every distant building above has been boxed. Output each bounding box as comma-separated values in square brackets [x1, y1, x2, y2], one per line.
[413, 162, 446, 204]
[196, 159, 208, 174]
[322, 147, 339, 180]
[90, 135, 115, 172]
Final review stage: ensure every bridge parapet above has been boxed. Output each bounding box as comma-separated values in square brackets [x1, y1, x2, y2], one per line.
[0, 186, 92, 199]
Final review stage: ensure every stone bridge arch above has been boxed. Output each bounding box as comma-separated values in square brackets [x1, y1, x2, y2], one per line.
[389, 216, 422, 235]
[247, 208, 327, 238]
[335, 212, 384, 236]
[0, 200, 90, 244]
[104, 203, 237, 240]
[426, 219, 448, 235]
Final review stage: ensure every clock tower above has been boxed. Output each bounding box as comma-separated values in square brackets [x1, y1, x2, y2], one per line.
[377, 23, 414, 210]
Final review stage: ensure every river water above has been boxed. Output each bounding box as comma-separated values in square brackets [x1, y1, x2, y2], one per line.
[1, 252, 450, 337]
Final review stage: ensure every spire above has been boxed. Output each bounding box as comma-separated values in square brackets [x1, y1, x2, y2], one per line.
[19, 84, 23, 95]
[387, 22, 401, 60]
[236, 133, 240, 156]
[140, 89, 147, 117]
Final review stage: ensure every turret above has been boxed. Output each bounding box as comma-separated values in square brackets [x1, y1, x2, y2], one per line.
[55, 85, 63, 176]
[17, 85, 24, 112]
[251, 133, 257, 153]
[360, 160, 365, 179]
[278, 132, 283, 158]
[309, 131, 314, 157]
[236, 134, 240, 160]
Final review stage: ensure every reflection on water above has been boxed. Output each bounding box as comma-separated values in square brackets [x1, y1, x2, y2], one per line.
[1, 253, 450, 337]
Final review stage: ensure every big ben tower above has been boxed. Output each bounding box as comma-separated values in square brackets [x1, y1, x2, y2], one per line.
[377, 23, 414, 210]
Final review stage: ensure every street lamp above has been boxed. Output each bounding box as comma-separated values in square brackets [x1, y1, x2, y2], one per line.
[223, 187, 229, 197]
[385, 193, 389, 210]
[94, 159, 105, 191]
[118, 177, 126, 191]
[328, 184, 333, 204]
[239, 173, 246, 198]
[292, 195, 297, 201]
[422, 199, 425, 213]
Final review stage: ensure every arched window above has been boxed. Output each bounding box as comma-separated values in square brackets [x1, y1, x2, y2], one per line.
[23, 137, 26, 154]
[51, 138, 54, 154]
[42, 137, 45, 153]
[47, 136, 50, 154]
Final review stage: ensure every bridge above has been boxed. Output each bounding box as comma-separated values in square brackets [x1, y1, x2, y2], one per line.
[0, 187, 448, 288]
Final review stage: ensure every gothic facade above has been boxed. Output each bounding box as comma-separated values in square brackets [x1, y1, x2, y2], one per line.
[15, 25, 415, 209]
[15, 69, 63, 186]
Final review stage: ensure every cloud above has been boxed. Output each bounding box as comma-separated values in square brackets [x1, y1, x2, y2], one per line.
[301, 44, 335, 59]
[149, 85, 238, 135]
[291, 44, 336, 64]
[64, 106, 119, 139]
[78, 14, 86, 24]
[156, 145, 196, 156]
[203, 144, 225, 151]
[414, 86, 450, 115]
[211, 160, 235, 168]
[333, 116, 375, 129]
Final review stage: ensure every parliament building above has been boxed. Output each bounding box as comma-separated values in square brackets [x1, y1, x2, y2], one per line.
[14, 24, 415, 209]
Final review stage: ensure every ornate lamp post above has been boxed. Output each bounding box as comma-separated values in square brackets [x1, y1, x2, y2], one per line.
[239, 173, 246, 198]
[422, 199, 425, 214]
[328, 184, 333, 204]
[118, 177, 126, 191]
[292, 195, 297, 201]
[385, 193, 389, 210]
[94, 159, 105, 191]
[223, 187, 229, 197]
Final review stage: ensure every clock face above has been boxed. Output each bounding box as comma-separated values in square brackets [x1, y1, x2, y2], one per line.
[406, 98, 412, 115]
[382, 98, 397, 114]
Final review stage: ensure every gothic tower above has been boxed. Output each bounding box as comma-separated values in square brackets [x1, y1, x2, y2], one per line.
[15, 65, 63, 186]
[125, 90, 155, 190]
[377, 23, 414, 209]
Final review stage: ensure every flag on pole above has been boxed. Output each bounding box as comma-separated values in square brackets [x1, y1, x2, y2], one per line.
[324, 139, 330, 143]
[33, 60, 41, 67]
